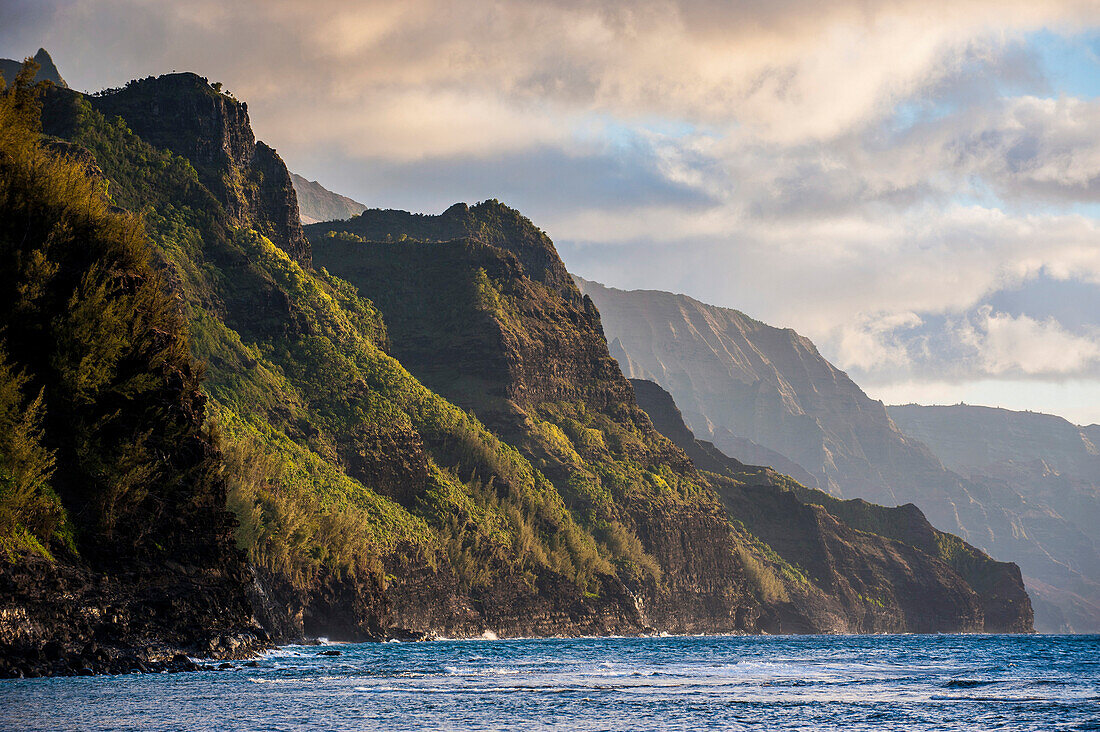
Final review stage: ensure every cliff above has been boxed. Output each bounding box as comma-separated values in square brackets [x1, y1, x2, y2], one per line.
[0, 73, 264, 678]
[576, 278, 947, 501]
[578, 277, 1075, 632]
[311, 207, 764, 634]
[308, 203, 1032, 634]
[290, 173, 367, 224]
[631, 379, 1032, 633]
[889, 404, 1100, 632]
[37, 75, 657, 644]
[89, 73, 311, 266]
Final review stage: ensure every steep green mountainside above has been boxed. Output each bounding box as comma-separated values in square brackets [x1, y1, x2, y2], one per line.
[0, 65, 263, 678]
[889, 404, 1100, 632]
[577, 276, 1082, 632]
[290, 173, 367, 224]
[37, 74, 666, 640]
[0, 54, 1035, 665]
[307, 205, 1031, 633]
[629, 379, 1032, 633]
[311, 212, 768, 632]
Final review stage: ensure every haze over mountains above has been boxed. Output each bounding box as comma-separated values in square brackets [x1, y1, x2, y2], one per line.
[889, 405, 1100, 632]
[575, 278, 1100, 633]
[290, 173, 366, 225]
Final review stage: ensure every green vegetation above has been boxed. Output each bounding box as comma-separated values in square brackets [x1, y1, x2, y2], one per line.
[735, 546, 789, 604]
[0, 345, 63, 558]
[0, 64, 226, 560]
[1, 61, 1024, 638]
[35, 77, 628, 607]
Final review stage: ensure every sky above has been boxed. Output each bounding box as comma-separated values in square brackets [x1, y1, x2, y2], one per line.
[5, 0, 1100, 423]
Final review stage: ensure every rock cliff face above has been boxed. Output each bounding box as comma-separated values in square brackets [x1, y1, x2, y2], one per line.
[889, 405, 1100, 632]
[290, 173, 367, 224]
[91, 73, 310, 266]
[577, 277, 1076, 630]
[577, 279, 944, 501]
[37, 77, 657, 645]
[631, 379, 1032, 633]
[311, 208, 762, 634]
[309, 204, 1032, 634]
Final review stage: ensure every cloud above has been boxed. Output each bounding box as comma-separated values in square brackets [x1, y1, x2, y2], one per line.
[8, 0, 1100, 418]
[559, 204, 1100, 334]
[833, 312, 925, 372]
[14, 1, 1099, 153]
[960, 306, 1100, 376]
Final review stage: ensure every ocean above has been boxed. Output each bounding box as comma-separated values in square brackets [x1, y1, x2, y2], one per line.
[2, 634, 1097, 731]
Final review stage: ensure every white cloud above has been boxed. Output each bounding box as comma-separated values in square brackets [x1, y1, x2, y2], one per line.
[961, 306, 1100, 375]
[833, 312, 925, 372]
[10, 0, 1100, 417]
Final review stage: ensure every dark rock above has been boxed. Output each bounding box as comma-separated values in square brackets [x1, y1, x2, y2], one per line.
[89, 74, 311, 266]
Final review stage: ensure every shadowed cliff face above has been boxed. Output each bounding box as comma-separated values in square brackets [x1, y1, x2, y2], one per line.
[309, 204, 1032, 634]
[90, 74, 311, 266]
[0, 74, 266, 678]
[889, 405, 1100, 632]
[37, 77, 655, 644]
[630, 378, 1033, 634]
[577, 277, 1072, 631]
[311, 208, 764, 635]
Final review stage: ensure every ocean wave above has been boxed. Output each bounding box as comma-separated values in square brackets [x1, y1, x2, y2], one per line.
[943, 679, 997, 689]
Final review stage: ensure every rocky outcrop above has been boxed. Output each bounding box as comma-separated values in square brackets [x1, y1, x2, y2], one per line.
[290, 173, 367, 224]
[91, 73, 310, 265]
[631, 378, 1033, 634]
[0, 552, 266, 679]
[889, 404, 1100, 632]
[0, 48, 67, 88]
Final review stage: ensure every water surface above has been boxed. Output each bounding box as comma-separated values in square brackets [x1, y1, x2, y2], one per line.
[2, 634, 1098, 730]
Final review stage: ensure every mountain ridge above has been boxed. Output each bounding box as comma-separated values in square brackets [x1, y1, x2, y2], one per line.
[0, 58, 1036, 679]
[306, 203, 1031, 634]
[889, 403, 1100, 632]
[0, 49, 67, 89]
[630, 378, 1031, 633]
[290, 173, 367, 224]
[577, 275, 1097, 632]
